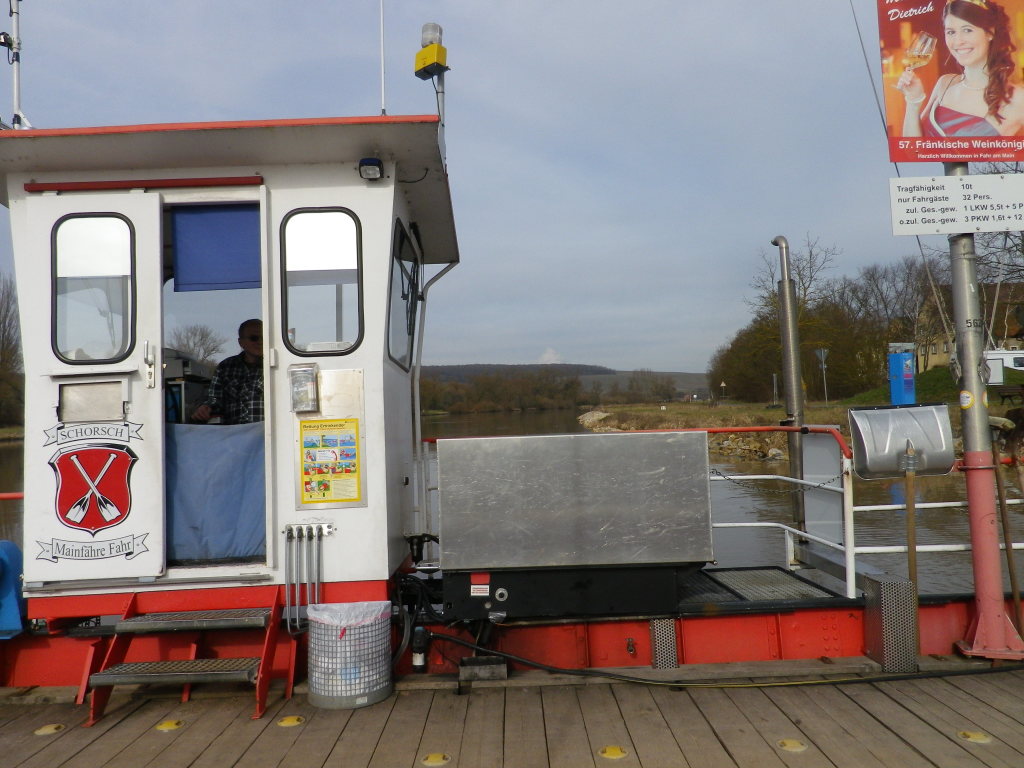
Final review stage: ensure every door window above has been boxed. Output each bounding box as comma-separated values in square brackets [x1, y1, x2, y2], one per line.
[53, 215, 134, 363]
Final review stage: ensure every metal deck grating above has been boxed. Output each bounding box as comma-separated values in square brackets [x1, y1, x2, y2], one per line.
[677, 570, 742, 603]
[90, 657, 261, 687]
[116, 608, 271, 633]
[707, 568, 837, 601]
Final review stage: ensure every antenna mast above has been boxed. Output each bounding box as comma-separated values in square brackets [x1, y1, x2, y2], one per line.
[379, 0, 387, 115]
[0, 0, 29, 129]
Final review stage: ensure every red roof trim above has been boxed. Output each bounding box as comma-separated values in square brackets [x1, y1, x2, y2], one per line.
[25, 175, 264, 193]
[0, 114, 439, 140]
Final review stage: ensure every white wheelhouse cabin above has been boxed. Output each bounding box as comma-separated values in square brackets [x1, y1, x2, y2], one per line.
[1, 115, 457, 608]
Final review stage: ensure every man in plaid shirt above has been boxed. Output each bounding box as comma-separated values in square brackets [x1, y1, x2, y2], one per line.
[192, 319, 264, 424]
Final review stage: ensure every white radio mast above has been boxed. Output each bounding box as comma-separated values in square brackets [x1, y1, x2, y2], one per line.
[379, 0, 387, 115]
[0, 0, 30, 129]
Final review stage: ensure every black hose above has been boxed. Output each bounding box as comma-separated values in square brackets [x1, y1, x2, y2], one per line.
[427, 630, 1024, 689]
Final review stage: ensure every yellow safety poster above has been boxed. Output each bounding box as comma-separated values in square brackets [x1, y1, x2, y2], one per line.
[299, 418, 361, 504]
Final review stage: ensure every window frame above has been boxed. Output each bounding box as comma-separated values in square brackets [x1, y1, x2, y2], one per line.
[50, 212, 137, 365]
[385, 220, 422, 371]
[280, 206, 364, 358]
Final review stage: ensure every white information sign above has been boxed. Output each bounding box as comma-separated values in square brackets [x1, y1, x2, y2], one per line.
[889, 175, 1024, 236]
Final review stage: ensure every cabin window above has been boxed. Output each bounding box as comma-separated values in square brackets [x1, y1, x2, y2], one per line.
[282, 208, 361, 355]
[52, 214, 134, 363]
[387, 222, 420, 369]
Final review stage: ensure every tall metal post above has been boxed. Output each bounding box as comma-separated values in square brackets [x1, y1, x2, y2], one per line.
[10, 0, 25, 129]
[773, 235, 805, 528]
[945, 162, 1024, 659]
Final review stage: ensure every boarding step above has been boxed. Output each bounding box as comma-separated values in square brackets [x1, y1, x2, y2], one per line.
[90, 657, 261, 687]
[85, 593, 286, 727]
[114, 608, 271, 634]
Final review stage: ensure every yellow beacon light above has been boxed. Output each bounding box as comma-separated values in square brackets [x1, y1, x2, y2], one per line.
[415, 23, 449, 80]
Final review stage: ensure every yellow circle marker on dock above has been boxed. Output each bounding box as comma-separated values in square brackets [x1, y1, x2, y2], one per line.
[421, 753, 451, 766]
[599, 745, 628, 759]
[777, 738, 808, 752]
[958, 730, 992, 743]
[34, 723, 65, 736]
[155, 720, 183, 731]
[277, 715, 306, 727]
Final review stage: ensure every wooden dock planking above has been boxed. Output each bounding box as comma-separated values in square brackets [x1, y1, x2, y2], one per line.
[321, 694, 394, 768]
[648, 686, 740, 768]
[127, 698, 253, 768]
[540, 685, 596, 768]
[875, 679, 1022, 768]
[840, 683, 990, 768]
[366, 689, 433, 768]
[415, 689, 469, 766]
[575, 684, 641, 767]
[721, 685, 835, 767]
[933, 675, 1024, 753]
[43, 698, 185, 768]
[503, 686, 548, 768]
[687, 687, 791, 768]
[8, 669, 1024, 767]
[457, 685, 504, 768]
[233, 697, 325, 768]
[945, 673, 1024, 733]
[795, 684, 936, 768]
[759, 685, 890, 768]
[275, 704, 352, 768]
[610, 684, 691, 768]
[183, 696, 289, 768]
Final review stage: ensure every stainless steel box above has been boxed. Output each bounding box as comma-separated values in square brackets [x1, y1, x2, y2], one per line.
[437, 431, 712, 571]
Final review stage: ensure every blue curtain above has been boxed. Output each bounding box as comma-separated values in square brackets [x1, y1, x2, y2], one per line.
[165, 422, 266, 561]
[172, 204, 261, 292]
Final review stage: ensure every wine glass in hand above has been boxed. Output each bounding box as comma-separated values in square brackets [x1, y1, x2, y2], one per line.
[903, 31, 936, 70]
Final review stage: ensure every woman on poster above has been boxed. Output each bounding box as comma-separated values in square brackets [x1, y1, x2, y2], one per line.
[898, 0, 1024, 137]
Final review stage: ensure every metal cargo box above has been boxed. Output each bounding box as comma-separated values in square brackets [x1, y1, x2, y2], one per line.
[437, 431, 712, 571]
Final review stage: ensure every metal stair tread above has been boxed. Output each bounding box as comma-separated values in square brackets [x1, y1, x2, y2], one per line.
[89, 657, 261, 687]
[114, 607, 271, 633]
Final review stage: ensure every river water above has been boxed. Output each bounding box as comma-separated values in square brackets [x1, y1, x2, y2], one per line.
[1, 410, 1018, 594]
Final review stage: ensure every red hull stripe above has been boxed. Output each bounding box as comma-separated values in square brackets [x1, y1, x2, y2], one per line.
[25, 176, 264, 193]
[0, 114, 439, 140]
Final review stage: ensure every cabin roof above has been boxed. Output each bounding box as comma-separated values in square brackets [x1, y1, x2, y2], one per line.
[0, 114, 458, 264]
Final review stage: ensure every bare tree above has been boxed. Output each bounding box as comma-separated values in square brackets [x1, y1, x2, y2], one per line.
[0, 273, 20, 374]
[168, 324, 227, 365]
[747, 234, 841, 319]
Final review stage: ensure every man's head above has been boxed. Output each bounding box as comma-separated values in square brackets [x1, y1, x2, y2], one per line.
[238, 319, 263, 364]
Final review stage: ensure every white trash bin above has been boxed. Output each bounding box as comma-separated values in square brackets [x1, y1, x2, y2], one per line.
[307, 601, 393, 709]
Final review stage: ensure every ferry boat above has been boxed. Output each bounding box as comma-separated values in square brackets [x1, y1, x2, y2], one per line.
[0, 17, 1021, 725]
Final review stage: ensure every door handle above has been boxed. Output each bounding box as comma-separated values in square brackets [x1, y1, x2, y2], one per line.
[143, 340, 156, 389]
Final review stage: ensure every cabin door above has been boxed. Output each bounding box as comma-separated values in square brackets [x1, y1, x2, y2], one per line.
[22, 192, 165, 584]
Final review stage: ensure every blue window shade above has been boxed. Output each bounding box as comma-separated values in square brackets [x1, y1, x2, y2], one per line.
[172, 204, 261, 291]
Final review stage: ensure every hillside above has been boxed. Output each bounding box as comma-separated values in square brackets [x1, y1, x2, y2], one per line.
[422, 364, 707, 394]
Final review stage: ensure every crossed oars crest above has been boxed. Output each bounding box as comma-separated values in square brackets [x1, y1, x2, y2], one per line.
[64, 452, 121, 523]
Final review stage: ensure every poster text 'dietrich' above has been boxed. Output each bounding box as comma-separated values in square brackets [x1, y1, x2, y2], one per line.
[878, 0, 1024, 162]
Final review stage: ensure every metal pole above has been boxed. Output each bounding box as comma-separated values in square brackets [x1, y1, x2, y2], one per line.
[11, 0, 24, 129]
[378, 0, 386, 115]
[946, 162, 1024, 659]
[772, 235, 805, 528]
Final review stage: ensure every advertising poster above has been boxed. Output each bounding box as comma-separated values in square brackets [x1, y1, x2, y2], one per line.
[299, 418, 361, 504]
[879, 0, 1024, 162]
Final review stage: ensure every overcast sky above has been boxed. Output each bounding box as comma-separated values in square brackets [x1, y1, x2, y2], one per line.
[0, 1, 942, 372]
